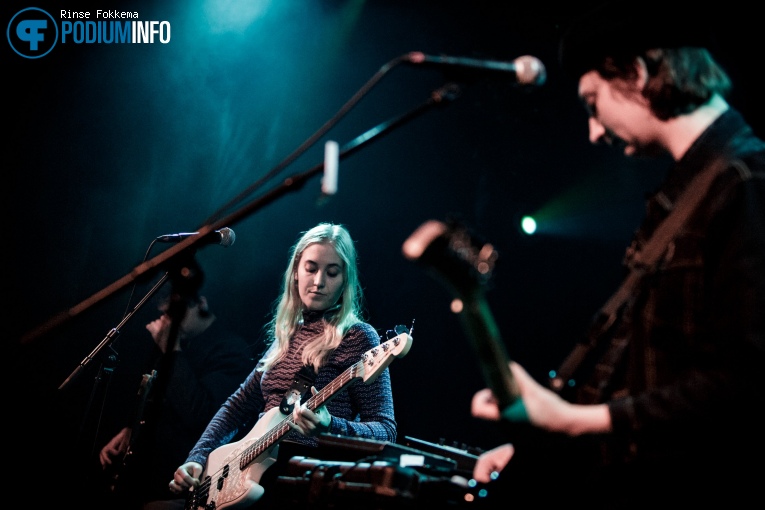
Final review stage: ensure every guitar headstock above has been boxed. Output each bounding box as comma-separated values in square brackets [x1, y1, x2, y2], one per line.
[137, 370, 158, 396]
[402, 219, 498, 299]
[403, 220, 520, 409]
[358, 327, 413, 384]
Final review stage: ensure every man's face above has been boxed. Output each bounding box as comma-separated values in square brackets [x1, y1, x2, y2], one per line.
[578, 69, 662, 158]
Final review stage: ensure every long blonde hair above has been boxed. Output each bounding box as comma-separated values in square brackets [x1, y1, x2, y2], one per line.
[258, 223, 364, 372]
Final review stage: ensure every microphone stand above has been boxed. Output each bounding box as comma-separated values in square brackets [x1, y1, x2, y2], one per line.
[20, 77, 464, 349]
[60, 272, 169, 392]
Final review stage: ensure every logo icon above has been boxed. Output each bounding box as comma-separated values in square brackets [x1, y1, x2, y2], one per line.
[7, 7, 58, 59]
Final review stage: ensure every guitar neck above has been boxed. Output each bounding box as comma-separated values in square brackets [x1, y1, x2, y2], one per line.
[305, 364, 358, 410]
[461, 292, 519, 411]
[402, 220, 518, 413]
[239, 361, 362, 468]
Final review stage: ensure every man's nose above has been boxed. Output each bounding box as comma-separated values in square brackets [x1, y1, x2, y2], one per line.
[588, 116, 607, 144]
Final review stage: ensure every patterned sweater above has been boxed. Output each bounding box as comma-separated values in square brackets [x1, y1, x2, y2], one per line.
[185, 309, 397, 467]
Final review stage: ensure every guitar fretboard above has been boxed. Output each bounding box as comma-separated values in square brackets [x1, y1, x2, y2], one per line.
[239, 361, 361, 468]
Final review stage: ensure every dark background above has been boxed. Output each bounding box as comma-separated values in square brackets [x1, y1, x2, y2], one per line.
[5, 0, 762, 501]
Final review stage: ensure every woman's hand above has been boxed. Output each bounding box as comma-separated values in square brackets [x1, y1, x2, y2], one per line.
[169, 461, 204, 494]
[289, 387, 331, 437]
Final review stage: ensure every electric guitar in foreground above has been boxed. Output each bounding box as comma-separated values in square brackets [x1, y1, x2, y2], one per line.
[185, 328, 414, 510]
[403, 220, 520, 417]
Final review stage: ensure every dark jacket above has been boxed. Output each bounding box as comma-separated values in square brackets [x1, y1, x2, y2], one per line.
[580, 108, 765, 506]
[496, 109, 765, 509]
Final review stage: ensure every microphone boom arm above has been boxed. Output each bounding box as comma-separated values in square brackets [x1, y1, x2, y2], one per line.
[20, 62, 464, 347]
[58, 272, 171, 391]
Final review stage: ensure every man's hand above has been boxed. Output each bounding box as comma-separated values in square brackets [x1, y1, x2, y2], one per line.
[146, 314, 177, 353]
[472, 443, 515, 483]
[99, 427, 131, 468]
[472, 361, 612, 436]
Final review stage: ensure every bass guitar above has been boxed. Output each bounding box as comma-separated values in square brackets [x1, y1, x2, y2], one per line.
[185, 328, 414, 510]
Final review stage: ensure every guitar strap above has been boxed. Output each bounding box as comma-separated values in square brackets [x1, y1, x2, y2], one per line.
[549, 129, 760, 398]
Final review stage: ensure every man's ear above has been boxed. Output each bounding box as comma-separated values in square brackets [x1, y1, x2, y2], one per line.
[634, 56, 649, 91]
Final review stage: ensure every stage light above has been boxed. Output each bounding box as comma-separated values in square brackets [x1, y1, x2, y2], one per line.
[520, 215, 537, 235]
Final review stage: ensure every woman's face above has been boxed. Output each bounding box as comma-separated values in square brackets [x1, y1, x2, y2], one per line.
[296, 242, 345, 311]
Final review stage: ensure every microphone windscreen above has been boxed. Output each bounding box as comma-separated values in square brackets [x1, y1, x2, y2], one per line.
[219, 227, 236, 247]
[514, 55, 546, 86]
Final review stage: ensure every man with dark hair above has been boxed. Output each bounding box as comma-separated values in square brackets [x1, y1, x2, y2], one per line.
[470, 2, 765, 507]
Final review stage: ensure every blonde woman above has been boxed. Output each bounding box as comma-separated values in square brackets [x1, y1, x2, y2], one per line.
[163, 223, 397, 509]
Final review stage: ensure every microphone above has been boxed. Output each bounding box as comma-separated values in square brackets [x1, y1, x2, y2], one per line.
[405, 52, 546, 86]
[322, 140, 339, 196]
[156, 227, 236, 247]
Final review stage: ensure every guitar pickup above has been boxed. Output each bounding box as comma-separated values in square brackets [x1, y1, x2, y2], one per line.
[216, 464, 229, 490]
